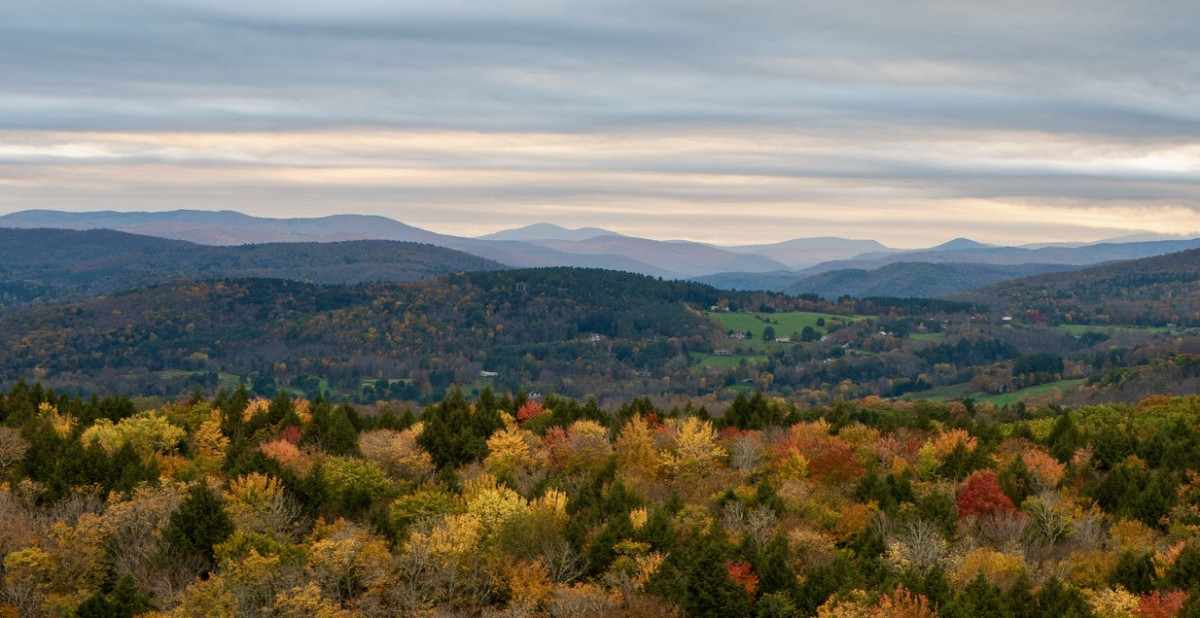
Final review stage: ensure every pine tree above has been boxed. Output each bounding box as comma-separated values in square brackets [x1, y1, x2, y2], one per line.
[164, 480, 235, 566]
[1006, 571, 1037, 618]
[954, 571, 1010, 617]
[755, 534, 799, 599]
[75, 575, 152, 618]
[305, 399, 359, 456]
[1034, 577, 1094, 617]
[1164, 543, 1200, 591]
[1110, 550, 1156, 594]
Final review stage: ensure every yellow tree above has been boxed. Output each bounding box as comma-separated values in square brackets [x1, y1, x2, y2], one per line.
[483, 426, 541, 478]
[81, 412, 185, 458]
[358, 426, 436, 481]
[169, 575, 238, 618]
[0, 427, 29, 479]
[191, 411, 229, 475]
[225, 473, 301, 540]
[660, 417, 726, 478]
[614, 416, 661, 488]
[304, 518, 393, 607]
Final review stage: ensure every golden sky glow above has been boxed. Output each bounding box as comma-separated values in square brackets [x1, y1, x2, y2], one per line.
[2, 1, 1198, 247]
[2, 127, 1197, 247]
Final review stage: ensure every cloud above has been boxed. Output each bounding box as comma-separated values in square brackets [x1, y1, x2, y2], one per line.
[2, 127, 1197, 246]
[1, 1, 1198, 245]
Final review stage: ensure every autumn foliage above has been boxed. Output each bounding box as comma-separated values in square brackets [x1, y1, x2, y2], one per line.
[956, 470, 1019, 521]
[1136, 590, 1188, 618]
[7, 382, 1200, 617]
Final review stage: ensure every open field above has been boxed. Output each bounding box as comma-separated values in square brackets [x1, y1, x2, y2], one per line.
[909, 383, 970, 401]
[155, 370, 245, 390]
[1056, 324, 1181, 336]
[706, 310, 864, 340]
[971, 378, 1086, 407]
[691, 352, 766, 369]
[907, 378, 1087, 406]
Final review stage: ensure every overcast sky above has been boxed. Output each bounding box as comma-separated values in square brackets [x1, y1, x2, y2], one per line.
[2, 0, 1198, 247]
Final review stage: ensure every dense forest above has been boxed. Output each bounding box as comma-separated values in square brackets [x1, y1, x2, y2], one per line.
[955, 248, 1200, 328]
[5, 382, 1200, 616]
[0, 269, 838, 402]
[5, 241, 1200, 616]
[3, 262, 1200, 408]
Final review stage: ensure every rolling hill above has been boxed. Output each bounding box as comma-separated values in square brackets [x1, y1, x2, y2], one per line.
[692, 262, 1082, 297]
[723, 237, 892, 269]
[0, 209, 450, 246]
[0, 269, 748, 399]
[955, 247, 1200, 326]
[801, 238, 1200, 275]
[524, 236, 791, 278]
[785, 262, 1081, 299]
[0, 228, 507, 307]
[6, 209, 1200, 284]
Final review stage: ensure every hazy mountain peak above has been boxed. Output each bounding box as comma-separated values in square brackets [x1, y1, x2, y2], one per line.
[476, 223, 622, 242]
[0, 208, 443, 246]
[1094, 232, 1197, 244]
[932, 237, 995, 251]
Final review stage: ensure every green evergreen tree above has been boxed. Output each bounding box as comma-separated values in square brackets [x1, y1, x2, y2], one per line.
[1091, 424, 1136, 470]
[585, 511, 635, 577]
[163, 480, 234, 566]
[1034, 577, 1094, 617]
[668, 529, 754, 618]
[794, 553, 861, 615]
[1164, 543, 1200, 590]
[953, 571, 1010, 617]
[305, 399, 359, 456]
[635, 506, 677, 551]
[75, 575, 152, 618]
[1110, 550, 1156, 594]
[755, 535, 798, 599]
[754, 592, 796, 618]
[1047, 413, 1084, 463]
[999, 454, 1036, 505]
[1006, 571, 1037, 618]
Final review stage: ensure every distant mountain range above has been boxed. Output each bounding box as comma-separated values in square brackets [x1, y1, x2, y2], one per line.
[3, 209, 1199, 297]
[0, 228, 505, 307]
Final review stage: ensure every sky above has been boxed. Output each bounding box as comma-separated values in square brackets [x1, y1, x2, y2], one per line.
[2, 1, 1199, 248]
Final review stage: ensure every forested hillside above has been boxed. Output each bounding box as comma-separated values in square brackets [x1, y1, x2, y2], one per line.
[0, 269, 795, 401]
[956, 248, 1200, 327]
[0, 228, 507, 307]
[785, 262, 1079, 299]
[6, 383, 1200, 616]
[7, 255, 1200, 407]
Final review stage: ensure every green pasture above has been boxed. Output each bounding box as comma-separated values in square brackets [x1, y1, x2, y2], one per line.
[1056, 324, 1176, 336]
[907, 378, 1086, 406]
[692, 352, 766, 369]
[972, 379, 1086, 407]
[156, 370, 244, 388]
[707, 311, 864, 340]
[907, 383, 970, 401]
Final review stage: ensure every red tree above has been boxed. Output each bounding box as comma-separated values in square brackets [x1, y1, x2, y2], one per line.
[957, 470, 1018, 520]
[1137, 590, 1188, 618]
[725, 561, 759, 596]
[517, 401, 548, 424]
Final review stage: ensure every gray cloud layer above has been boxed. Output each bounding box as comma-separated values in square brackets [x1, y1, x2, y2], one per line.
[2, 1, 1198, 245]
